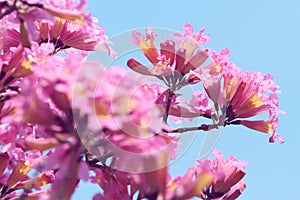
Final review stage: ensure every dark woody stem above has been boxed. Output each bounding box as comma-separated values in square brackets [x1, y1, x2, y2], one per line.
[162, 89, 174, 123]
[163, 123, 219, 133]
[0, 5, 15, 20]
[0, 0, 44, 20]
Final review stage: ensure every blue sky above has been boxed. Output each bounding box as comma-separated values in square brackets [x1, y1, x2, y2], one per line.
[74, 0, 300, 199]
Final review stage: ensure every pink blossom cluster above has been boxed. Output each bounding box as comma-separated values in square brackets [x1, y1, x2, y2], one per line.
[90, 150, 246, 200]
[0, 1, 284, 199]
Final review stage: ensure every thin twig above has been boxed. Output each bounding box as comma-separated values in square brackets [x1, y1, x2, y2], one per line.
[0, 5, 15, 20]
[163, 123, 219, 133]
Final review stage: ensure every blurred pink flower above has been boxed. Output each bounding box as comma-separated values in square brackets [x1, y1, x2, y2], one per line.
[42, 143, 85, 200]
[91, 167, 132, 200]
[14, 170, 55, 190]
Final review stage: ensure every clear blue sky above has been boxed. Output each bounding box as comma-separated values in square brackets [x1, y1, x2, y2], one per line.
[74, 0, 300, 199]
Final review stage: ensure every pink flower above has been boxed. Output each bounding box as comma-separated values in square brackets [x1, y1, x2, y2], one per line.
[38, 18, 110, 52]
[182, 23, 211, 45]
[127, 23, 209, 78]
[192, 50, 285, 143]
[195, 149, 247, 199]
[89, 65, 165, 133]
[185, 90, 212, 118]
[2, 150, 42, 193]
[11, 47, 87, 123]
[4, 161, 32, 189]
[174, 23, 210, 61]
[14, 92, 63, 126]
[154, 88, 212, 119]
[0, 45, 32, 87]
[165, 166, 213, 199]
[105, 129, 179, 156]
[41, 0, 115, 54]
[42, 143, 84, 200]
[1, 29, 22, 51]
[13, 170, 55, 190]
[131, 159, 169, 199]
[131, 27, 159, 65]
[0, 0, 114, 55]
[0, 1, 55, 47]
[91, 167, 131, 200]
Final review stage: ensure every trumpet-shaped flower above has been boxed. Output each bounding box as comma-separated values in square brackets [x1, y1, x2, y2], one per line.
[195, 149, 247, 199]
[127, 23, 210, 83]
[0, 0, 114, 55]
[193, 49, 284, 144]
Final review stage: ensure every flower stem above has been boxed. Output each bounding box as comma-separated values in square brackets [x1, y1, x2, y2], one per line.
[163, 123, 219, 133]
[163, 89, 174, 123]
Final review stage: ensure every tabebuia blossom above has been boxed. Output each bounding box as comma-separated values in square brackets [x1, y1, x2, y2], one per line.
[191, 48, 285, 144]
[89, 149, 247, 200]
[0, 151, 55, 199]
[0, 0, 114, 55]
[195, 149, 247, 200]
[127, 23, 210, 81]
[127, 23, 284, 144]
[127, 24, 214, 123]
[0, 0, 284, 198]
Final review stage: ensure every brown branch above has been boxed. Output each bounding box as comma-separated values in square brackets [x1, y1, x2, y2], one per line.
[0, 6, 14, 20]
[163, 123, 219, 133]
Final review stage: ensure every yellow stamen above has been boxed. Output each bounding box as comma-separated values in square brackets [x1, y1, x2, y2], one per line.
[169, 181, 177, 191]
[249, 94, 264, 107]
[13, 55, 34, 77]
